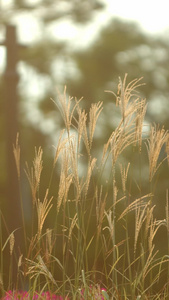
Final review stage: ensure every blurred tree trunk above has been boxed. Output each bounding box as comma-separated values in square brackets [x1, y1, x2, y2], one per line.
[4, 24, 22, 288]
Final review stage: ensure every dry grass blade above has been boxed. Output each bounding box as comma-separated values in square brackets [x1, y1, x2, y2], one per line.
[105, 74, 145, 121]
[134, 204, 148, 254]
[135, 98, 147, 151]
[165, 189, 169, 233]
[103, 78, 147, 170]
[9, 232, 15, 256]
[89, 102, 103, 149]
[104, 210, 114, 242]
[95, 187, 107, 235]
[18, 254, 23, 268]
[165, 133, 169, 166]
[52, 87, 82, 133]
[120, 163, 130, 194]
[56, 136, 75, 212]
[118, 194, 153, 221]
[74, 105, 88, 151]
[102, 103, 143, 168]
[25, 147, 43, 204]
[26, 255, 57, 286]
[84, 158, 97, 198]
[36, 189, 53, 239]
[46, 228, 52, 254]
[13, 133, 20, 179]
[0, 272, 3, 289]
[148, 217, 165, 252]
[74, 104, 90, 156]
[2, 229, 18, 253]
[146, 124, 168, 181]
[144, 258, 169, 282]
[69, 138, 82, 200]
[74, 101, 103, 156]
[53, 129, 67, 166]
[68, 213, 77, 240]
[142, 246, 158, 281]
[33, 147, 43, 186]
[110, 126, 135, 167]
[57, 169, 73, 213]
[144, 205, 154, 245]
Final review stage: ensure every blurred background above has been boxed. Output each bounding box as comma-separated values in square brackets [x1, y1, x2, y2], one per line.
[1, 0, 169, 289]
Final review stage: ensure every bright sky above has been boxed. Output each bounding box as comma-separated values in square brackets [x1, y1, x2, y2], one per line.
[1, 0, 169, 42]
[37, 0, 169, 51]
[1, 0, 169, 69]
[105, 0, 169, 34]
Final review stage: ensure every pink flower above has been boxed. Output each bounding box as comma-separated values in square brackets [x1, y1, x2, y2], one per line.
[2, 291, 69, 300]
[2, 287, 107, 299]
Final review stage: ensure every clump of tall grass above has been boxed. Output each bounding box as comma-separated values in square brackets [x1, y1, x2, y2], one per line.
[1, 75, 169, 299]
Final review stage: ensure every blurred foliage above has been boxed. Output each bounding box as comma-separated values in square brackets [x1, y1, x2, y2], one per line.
[66, 19, 169, 126]
[0, 0, 104, 24]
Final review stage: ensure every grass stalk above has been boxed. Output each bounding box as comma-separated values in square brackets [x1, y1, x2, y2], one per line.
[1, 76, 169, 298]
